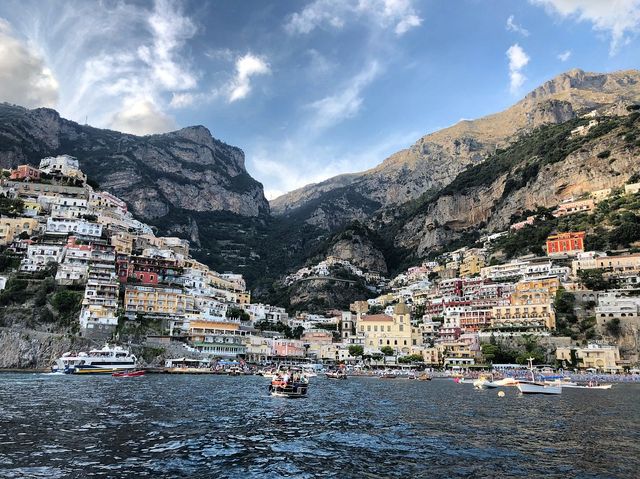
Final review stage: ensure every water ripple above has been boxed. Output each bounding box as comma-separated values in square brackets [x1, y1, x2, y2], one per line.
[0, 374, 638, 478]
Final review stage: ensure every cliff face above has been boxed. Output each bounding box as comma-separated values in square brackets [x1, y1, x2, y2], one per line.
[394, 112, 640, 256]
[0, 104, 269, 219]
[271, 69, 640, 231]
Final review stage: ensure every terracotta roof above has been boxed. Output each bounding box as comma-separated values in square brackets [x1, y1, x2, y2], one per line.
[360, 314, 394, 322]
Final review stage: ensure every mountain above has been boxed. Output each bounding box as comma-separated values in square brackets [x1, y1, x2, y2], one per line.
[271, 69, 640, 231]
[0, 103, 269, 220]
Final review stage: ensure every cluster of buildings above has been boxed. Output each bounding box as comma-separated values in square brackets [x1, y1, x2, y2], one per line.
[2, 156, 639, 372]
[0, 157, 289, 359]
[283, 255, 387, 289]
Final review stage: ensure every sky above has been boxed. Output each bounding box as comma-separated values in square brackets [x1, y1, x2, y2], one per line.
[0, 1, 639, 200]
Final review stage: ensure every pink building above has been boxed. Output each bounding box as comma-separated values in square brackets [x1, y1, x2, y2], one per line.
[10, 165, 41, 181]
[273, 339, 306, 357]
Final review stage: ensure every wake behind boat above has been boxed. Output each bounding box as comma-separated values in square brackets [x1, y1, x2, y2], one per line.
[53, 344, 137, 375]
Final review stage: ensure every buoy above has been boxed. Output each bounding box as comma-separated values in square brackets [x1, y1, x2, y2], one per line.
[498, 391, 505, 397]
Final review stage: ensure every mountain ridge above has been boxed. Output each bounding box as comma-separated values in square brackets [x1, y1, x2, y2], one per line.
[270, 69, 640, 228]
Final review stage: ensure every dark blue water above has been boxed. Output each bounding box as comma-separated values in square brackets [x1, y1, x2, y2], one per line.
[0, 374, 638, 478]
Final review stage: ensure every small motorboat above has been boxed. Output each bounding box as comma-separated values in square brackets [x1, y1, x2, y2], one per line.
[112, 370, 145, 378]
[562, 383, 612, 390]
[379, 373, 397, 379]
[325, 371, 347, 380]
[516, 358, 561, 395]
[417, 373, 432, 381]
[269, 376, 309, 398]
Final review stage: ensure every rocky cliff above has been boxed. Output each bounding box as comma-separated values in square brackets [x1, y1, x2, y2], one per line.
[393, 109, 640, 257]
[0, 103, 269, 219]
[271, 69, 640, 231]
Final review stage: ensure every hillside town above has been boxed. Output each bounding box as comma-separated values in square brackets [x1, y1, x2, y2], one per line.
[1, 155, 640, 373]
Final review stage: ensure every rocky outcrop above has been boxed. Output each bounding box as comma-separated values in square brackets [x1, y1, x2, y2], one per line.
[287, 278, 373, 314]
[328, 237, 387, 274]
[395, 115, 640, 256]
[0, 104, 269, 219]
[0, 328, 94, 369]
[271, 69, 640, 231]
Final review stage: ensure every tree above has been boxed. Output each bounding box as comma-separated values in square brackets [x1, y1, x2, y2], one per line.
[606, 318, 622, 337]
[348, 345, 364, 358]
[578, 269, 611, 291]
[50, 290, 83, 315]
[368, 304, 384, 315]
[398, 354, 423, 363]
[380, 346, 394, 356]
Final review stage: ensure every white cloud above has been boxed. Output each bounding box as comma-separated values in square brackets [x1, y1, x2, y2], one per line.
[531, 0, 640, 54]
[506, 43, 530, 93]
[138, 0, 197, 91]
[0, 18, 58, 108]
[557, 49, 572, 61]
[308, 61, 380, 130]
[285, 0, 423, 37]
[108, 98, 177, 136]
[228, 54, 270, 103]
[1, 0, 199, 135]
[506, 15, 530, 36]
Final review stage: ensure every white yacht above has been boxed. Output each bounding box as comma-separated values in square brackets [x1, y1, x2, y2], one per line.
[516, 358, 562, 395]
[53, 344, 138, 374]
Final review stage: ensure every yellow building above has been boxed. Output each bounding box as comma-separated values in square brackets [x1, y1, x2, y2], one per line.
[124, 285, 196, 317]
[188, 320, 246, 357]
[357, 303, 412, 355]
[110, 231, 135, 255]
[512, 277, 560, 305]
[556, 343, 621, 372]
[460, 254, 485, 277]
[491, 277, 560, 331]
[231, 291, 251, 304]
[0, 217, 39, 245]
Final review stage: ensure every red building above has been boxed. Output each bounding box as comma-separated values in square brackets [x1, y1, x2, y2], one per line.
[546, 232, 585, 256]
[10, 165, 41, 181]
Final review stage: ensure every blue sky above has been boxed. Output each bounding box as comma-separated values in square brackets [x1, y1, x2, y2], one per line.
[0, 1, 639, 199]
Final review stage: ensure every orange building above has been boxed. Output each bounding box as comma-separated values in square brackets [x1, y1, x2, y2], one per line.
[10, 165, 41, 181]
[546, 232, 585, 256]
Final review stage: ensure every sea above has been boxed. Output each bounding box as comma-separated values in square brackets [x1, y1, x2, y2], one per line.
[0, 373, 638, 478]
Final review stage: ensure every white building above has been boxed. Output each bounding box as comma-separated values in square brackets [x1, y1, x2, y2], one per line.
[47, 218, 102, 237]
[20, 244, 66, 272]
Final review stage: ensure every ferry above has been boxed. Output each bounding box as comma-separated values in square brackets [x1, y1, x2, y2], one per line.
[53, 344, 137, 374]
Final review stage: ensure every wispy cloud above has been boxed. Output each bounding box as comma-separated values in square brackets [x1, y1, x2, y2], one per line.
[557, 49, 571, 61]
[0, 18, 58, 108]
[307, 61, 380, 130]
[531, 0, 640, 54]
[0, 0, 200, 135]
[506, 43, 530, 93]
[506, 15, 530, 36]
[285, 0, 423, 37]
[228, 54, 271, 103]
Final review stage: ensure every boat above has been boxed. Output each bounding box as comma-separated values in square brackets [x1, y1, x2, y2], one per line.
[484, 377, 519, 388]
[516, 358, 562, 395]
[562, 382, 612, 390]
[473, 375, 490, 389]
[325, 370, 347, 380]
[380, 373, 397, 379]
[112, 370, 145, 378]
[417, 373, 432, 381]
[541, 375, 578, 387]
[53, 344, 137, 374]
[269, 373, 309, 398]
